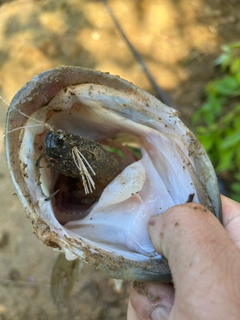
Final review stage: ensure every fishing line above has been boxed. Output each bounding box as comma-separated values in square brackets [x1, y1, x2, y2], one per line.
[101, 0, 173, 107]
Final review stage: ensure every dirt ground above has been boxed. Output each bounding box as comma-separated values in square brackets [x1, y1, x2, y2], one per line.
[0, 0, 240, 319]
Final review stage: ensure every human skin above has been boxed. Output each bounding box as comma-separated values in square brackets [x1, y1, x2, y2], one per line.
[127, 195, 240, 320]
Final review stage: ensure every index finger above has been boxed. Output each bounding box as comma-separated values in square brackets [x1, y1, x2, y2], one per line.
[221, 195, 240, 247]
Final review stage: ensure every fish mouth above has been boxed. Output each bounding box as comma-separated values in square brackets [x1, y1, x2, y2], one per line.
[18, 83, 203, 261]
[6, 66, 221, 281]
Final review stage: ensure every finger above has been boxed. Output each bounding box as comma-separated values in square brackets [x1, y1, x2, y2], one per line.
[127, 300, 142, 320]
[128, 281, 174, 320]
[148, 202, 240, 319]
[221, 195, 240, 247]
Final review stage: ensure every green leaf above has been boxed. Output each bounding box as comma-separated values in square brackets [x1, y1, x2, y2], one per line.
[220, 131, 240, 149]
[204, 111, 215, 125]
[234, 73, 240, 85]
[214, 76, 239, 96]
[191, 42, 240, 187]
[234, 88, 240, 96]
[215, 53, 232, 69]
[220, 107, 240, 125]
[208, 123, 219, 132]
[235, 104, 240, 112]
[195, 126, 209, 134]
[194, 94, 223, 125]
[127, 146, 142, 159]
[206, 81, 218, 95]
[233, 116, 240, 130]
[216, 149, 234, 172]
[197, 134, 214, 152]
[234, 172, 240, 181]
[231, 193, 240, 202]
[228, 41, 240, 49]
[191, 111, 202, 125]
[231, 182, 240, 193]
[194, 108, 215, 126]
[221, 44, 233, 52]
[236, 150, 240, 168]
[107, 147, 125, 159]
[230, 58, 240, 74]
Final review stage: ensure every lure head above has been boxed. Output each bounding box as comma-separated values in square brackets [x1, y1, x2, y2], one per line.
[44, 130, 82, 178]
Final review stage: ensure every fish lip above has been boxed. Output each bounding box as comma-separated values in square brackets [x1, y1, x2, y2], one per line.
[5, 66, 222, 282]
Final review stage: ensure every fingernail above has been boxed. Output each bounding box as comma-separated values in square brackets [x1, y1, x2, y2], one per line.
[150, 306, 170, 320]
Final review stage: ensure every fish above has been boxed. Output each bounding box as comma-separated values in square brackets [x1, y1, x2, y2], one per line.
[5, 66, 221, 282]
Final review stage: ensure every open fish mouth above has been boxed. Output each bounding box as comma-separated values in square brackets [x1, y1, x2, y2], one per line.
[5, 66, 221, 282]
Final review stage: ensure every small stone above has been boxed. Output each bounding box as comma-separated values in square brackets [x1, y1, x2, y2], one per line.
[8, 268, 21, 281]
[0, 231, 9, 249]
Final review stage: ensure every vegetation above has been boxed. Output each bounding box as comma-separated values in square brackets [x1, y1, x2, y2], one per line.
[192, 42, 240, 201]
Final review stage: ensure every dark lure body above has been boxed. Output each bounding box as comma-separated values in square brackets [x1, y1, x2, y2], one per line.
[44, 130, 121, 191]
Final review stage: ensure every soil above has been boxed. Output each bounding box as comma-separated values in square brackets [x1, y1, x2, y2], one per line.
[0, 0, 240, 319]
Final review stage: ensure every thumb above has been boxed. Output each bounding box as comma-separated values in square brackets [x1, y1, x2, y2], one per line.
[148, 202, 240, 319]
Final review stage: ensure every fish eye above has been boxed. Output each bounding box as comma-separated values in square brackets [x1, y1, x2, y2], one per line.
[48, 157, 59, 165]
[56, 129, 64, 139]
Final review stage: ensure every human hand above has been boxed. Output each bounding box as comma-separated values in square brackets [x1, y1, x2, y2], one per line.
[127, 195, 240, 320]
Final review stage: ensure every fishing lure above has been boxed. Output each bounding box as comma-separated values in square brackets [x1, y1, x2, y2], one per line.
[44, 129, 121, 194]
